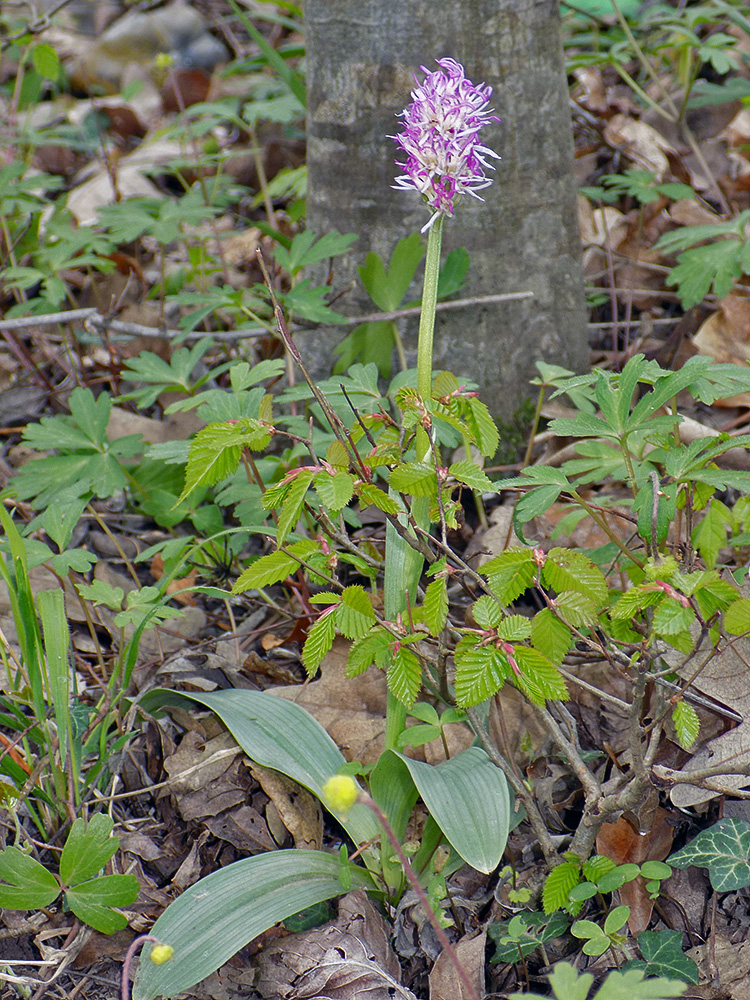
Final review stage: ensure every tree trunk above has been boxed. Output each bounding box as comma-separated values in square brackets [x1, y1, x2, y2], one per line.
[304, 0, 589, 422]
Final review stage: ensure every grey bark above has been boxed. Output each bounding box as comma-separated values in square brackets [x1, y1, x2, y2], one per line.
[303, 0, 589, 422]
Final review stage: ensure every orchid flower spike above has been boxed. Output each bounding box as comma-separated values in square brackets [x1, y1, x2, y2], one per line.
[392, 57, 500, 231]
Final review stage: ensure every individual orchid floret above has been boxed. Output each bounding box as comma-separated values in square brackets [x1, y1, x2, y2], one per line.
[392, 57, 500, 231]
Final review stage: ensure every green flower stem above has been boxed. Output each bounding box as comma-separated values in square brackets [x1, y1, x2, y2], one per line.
[384, 218, 445, 750]
[416, 214, 444, 461]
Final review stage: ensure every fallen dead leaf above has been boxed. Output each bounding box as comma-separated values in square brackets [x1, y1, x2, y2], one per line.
[250, 763, 323, 850]
[428, 932, 485, 1000]
[603, 113, 677, 180]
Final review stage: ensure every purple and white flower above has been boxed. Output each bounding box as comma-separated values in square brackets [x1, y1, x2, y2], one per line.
[392, 58, 500, 231]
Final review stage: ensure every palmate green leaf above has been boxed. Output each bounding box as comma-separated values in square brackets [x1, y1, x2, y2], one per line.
[666, 240, 744, 308]
[346, 627, 392, 677]
[669, 817, 750, 891]
[301, 610, 336, 677]
[132, 850, 375, 1000]
[359, 233, 424, 311]
[514, 646, 568, 704]
[543, 548, 608, 608]
[482, 548, 536, 604]
[421, 576, 448, 636]
[449, 460, 493, 493]
[393, 747, 510, 873]
[232, 539, 318, 593]
[389, 461, 438, 497]
[542, 861, 581, 915]
[314, 470, 355, 511]
[628, 929, 699, 985]
[59, 814, 120, 886]
[335, 585, 376, 640]
[531, 608, 572, 666]
[0, 846, 60, 909]
[388, 645, 422, 707]
[454, 635, 509, 706]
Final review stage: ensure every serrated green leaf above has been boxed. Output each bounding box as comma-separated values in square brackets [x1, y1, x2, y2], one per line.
[652, 601, 695, 637]
[513, 485, 563, 542]
[582, 855, 617, 883]
[542, 861, 580, 914]
[482, 548, 536, 604]
[335, 585, 376, 640]
[514, 646, 568, 704]
[552, 591, 599, 628]
[314, 471, 355, 511]
[232, 540, 318, 594]
[543, 548, 608, 608]
[301, 610, 336, 676]
[179, 419, 270, 502]
[497, 615, 532, 642]
[669, 817, 750, 891]
[346, 628, 392, 677]
[31, 42, 60, 80]
[356, 482, 402, 515]
[389, 462, 438, 497]
[531, 609, 572, 666]
[421, 577, 448, 637]
[465, 397, 499, 457]
[449, 460, 493, 492]
[65, 873, 140, 933]
[388, 645, 422, 707]
[275, 470, 315, 546]
[471, 595, 505, 629]
[454, 636, 509, 706]
[724, 597, 750, 636]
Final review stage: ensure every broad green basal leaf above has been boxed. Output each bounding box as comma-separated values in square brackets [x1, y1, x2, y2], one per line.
[132, 850, 374, 1000]
[393, 746, 510, 873]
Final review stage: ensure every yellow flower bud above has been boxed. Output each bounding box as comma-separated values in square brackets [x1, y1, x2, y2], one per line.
[149, 943, 174, 965]
[322, 775, 360, 814]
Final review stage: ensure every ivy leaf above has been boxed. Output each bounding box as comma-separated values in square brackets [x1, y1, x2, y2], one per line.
[389, 462, 438, 497]
[531, 609, 572, 666]
[301, 609, 336, 676]
[669, 817, 750, 891]
[449, 460, 493, 493]
[482, 548, 536, 604]
[314, 471, 355, 511]
[335, 586, 376, 640]
[672, 701, 700, 751]
[488, 912, 571, 964]
[388, 646, 422, 707]
[627, 929, 699, 985]
[421, 577, 448, 637]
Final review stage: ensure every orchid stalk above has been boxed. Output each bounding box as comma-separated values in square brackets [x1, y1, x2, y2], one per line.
[383, 59, 499, 748]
